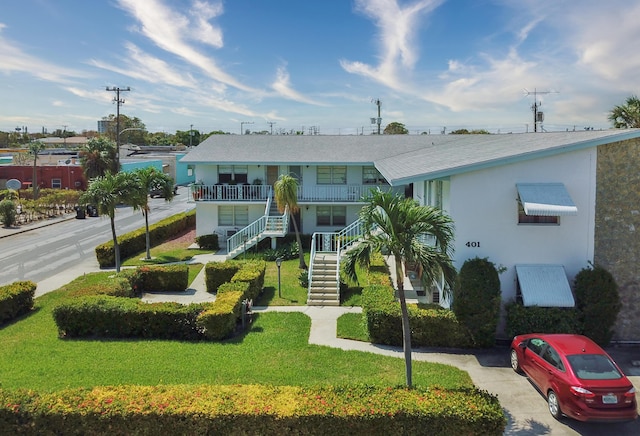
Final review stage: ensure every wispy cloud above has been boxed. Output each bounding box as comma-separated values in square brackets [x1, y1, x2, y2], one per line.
[116, 0, 255, 92]
[89, 42, 198, 88]
[0, 24, 87, 83]
[340, 0, 444, 90]
[271, 65, 327, 106]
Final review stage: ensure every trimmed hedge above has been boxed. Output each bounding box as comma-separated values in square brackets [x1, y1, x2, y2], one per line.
[52, 295, 209, 340]
[195, 233, 219, 250]
[132, 264, 189, 293]
[205, 261, 240, 293]
[95, 210, 196, 268]
[197, 291, 244, 340]
[0, 281, 36, 325]
[0, 384, 506, 435]
[362, 285, 473, 348]
[231, 260, 266, 300]
[505, 303, 580, 338]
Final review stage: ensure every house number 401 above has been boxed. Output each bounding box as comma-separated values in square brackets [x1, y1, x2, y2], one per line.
[466, 241, 480, 248]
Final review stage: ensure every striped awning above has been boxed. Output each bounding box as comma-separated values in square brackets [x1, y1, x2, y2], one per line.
[517, 183, 577, 216]
[515, 264, 575, 307]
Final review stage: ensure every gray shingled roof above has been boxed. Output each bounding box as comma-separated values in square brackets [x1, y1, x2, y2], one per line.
[180, 130, 640, 185]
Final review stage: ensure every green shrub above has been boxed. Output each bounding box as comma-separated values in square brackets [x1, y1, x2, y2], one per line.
[197, 291, 244, 340]
[195, 233, 219, 250]
[0, 199, 17, 228]
[134, 264, 189, 293]
[505, 303, 580, 338]
[204, 261, 240, 293]
[95, 210, 196, 267]
[0, 281, 36, 325]
[0, 384, 506, 435]
[217, 281, 250, 296]
[574, 265, 621, 346]
[231, 260, 266, 300]
[362, 285, 472, 348]
[52, 296, 209, 340]
[452, 257, 501, 348]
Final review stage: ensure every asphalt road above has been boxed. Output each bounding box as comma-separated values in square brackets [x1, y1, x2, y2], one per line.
[0, 186, 193, 287]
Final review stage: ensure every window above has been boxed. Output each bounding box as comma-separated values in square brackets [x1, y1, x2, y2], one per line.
[316, 206, 346, 226]
[51, 178, 62, 189]
[363, 167, 386, 184]
[542, 346, 565, 371]
[425, 180, 443, 209]
[527, 338, 546, 356]
[317, 166, 346, 184]
[218, 206, 249, 226]
[518, 202, 559, 224]
[218, 165, 248, 184]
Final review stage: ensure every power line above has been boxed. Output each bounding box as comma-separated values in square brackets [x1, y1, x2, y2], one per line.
[106, 86, 131, 166]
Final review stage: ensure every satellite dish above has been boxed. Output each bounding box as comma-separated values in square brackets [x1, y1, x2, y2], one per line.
[6, 179, 21, 190]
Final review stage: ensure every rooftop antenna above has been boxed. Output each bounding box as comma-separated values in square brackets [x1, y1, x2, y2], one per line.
[371, 98, 382, 134]
[524, 88, 558, 132]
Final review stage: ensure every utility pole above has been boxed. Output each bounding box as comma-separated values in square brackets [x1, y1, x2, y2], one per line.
[267, 121, 276, 135]
[524, 88, 557, 133]
[190, 124, 193, 147]
[371, 98, 382, 134]
[240, 121, 254, 135]
[106, 86, 130, 167]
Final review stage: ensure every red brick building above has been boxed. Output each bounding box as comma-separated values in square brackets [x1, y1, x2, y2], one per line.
[0, 165, 86, 190]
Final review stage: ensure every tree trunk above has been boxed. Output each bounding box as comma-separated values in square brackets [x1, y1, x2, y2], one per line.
[111, 217, 121, 273]
[144, 209, 151, 260]
[396, 258, 412, 388]
[290, 211, 307, 270]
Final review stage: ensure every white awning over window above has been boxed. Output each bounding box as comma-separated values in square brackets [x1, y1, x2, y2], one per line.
[515, 264, 575, 307]
[516, 183, 577, 216]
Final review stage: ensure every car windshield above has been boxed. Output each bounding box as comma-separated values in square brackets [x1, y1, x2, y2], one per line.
[566, 354, 622, 380]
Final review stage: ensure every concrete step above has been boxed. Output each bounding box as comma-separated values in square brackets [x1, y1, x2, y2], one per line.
[307, 299, 340, 306]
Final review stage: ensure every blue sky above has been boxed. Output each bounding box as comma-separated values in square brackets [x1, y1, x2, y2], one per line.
[1, 0, 639, 135]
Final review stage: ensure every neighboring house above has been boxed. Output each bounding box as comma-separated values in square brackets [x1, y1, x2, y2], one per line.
[181, 130, 640, 340]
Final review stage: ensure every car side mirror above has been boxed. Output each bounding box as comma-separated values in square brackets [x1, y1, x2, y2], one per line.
[519, 342, 527, 349]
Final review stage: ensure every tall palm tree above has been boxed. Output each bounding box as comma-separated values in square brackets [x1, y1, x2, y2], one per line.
[79, 137, 119, 179]
[274, 174, 307, 270]
[343, 190, 457, 388]
[608, 95, 640, 128]
[129, 167, 176, 260]
[79, 171, 137, 273]
[28, 141, 45, 199]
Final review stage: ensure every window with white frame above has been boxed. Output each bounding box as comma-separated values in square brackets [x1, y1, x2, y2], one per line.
[362, 166, 386, 184]
[317, 166, 347, 184]
[517, 202, 559, 225]
[218, 205, 249, 226]
[425, 180, 443, 209]
[51, 178, 62, 189]
[218, 165, 248, 184]
[316, 205, 346, 226]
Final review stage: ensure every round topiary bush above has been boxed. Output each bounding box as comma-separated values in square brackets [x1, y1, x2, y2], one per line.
[452, 257, 501, 347]
[574, 265, 621, 346]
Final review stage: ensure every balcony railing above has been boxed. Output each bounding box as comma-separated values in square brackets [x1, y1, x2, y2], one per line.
[189, 183, 399, 202]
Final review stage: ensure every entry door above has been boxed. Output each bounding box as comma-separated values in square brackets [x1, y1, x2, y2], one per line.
[266, 166, 279, 186]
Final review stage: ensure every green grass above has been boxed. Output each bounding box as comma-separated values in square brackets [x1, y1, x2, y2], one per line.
[336, 312, 369, 342]
[255, 253, 310, 306]
[122, 248, 212, 266]
[0, 289, 472, 392]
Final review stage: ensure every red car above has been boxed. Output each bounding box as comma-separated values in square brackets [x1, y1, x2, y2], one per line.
[510, 333, 638, 422]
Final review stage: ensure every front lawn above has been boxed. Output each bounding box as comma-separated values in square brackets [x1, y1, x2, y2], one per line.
[0, 285, 472, 392]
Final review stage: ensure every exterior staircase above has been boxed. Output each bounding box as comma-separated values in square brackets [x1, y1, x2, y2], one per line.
[307, 253, 340, 306]
[307, 220, 364, 306]
[226, 193, 288, 259]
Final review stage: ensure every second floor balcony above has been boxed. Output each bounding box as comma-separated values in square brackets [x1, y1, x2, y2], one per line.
[189, 183, 403, 203]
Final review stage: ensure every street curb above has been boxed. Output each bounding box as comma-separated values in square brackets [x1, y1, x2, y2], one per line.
[0, 214, 78, 239]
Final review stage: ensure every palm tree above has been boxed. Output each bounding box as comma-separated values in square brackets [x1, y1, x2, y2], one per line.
[608, 95, 640, 128]
[79, 137, 118, 179]
[129, 167, 176, 260]
[274, 174, 307, 270]
[79, 171, 137, 273]
[28, 141, 45, 199]
[343, 190, 457, 388]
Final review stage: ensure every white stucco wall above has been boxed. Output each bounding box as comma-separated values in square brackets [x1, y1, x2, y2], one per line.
[447, 147, 597, 303]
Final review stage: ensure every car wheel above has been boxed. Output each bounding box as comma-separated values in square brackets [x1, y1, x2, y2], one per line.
[510, 349, 522, 373]
[547, 390, 562, 420]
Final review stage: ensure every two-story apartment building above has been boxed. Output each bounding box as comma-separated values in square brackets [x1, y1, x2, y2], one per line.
[180, 130, 640, 340]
